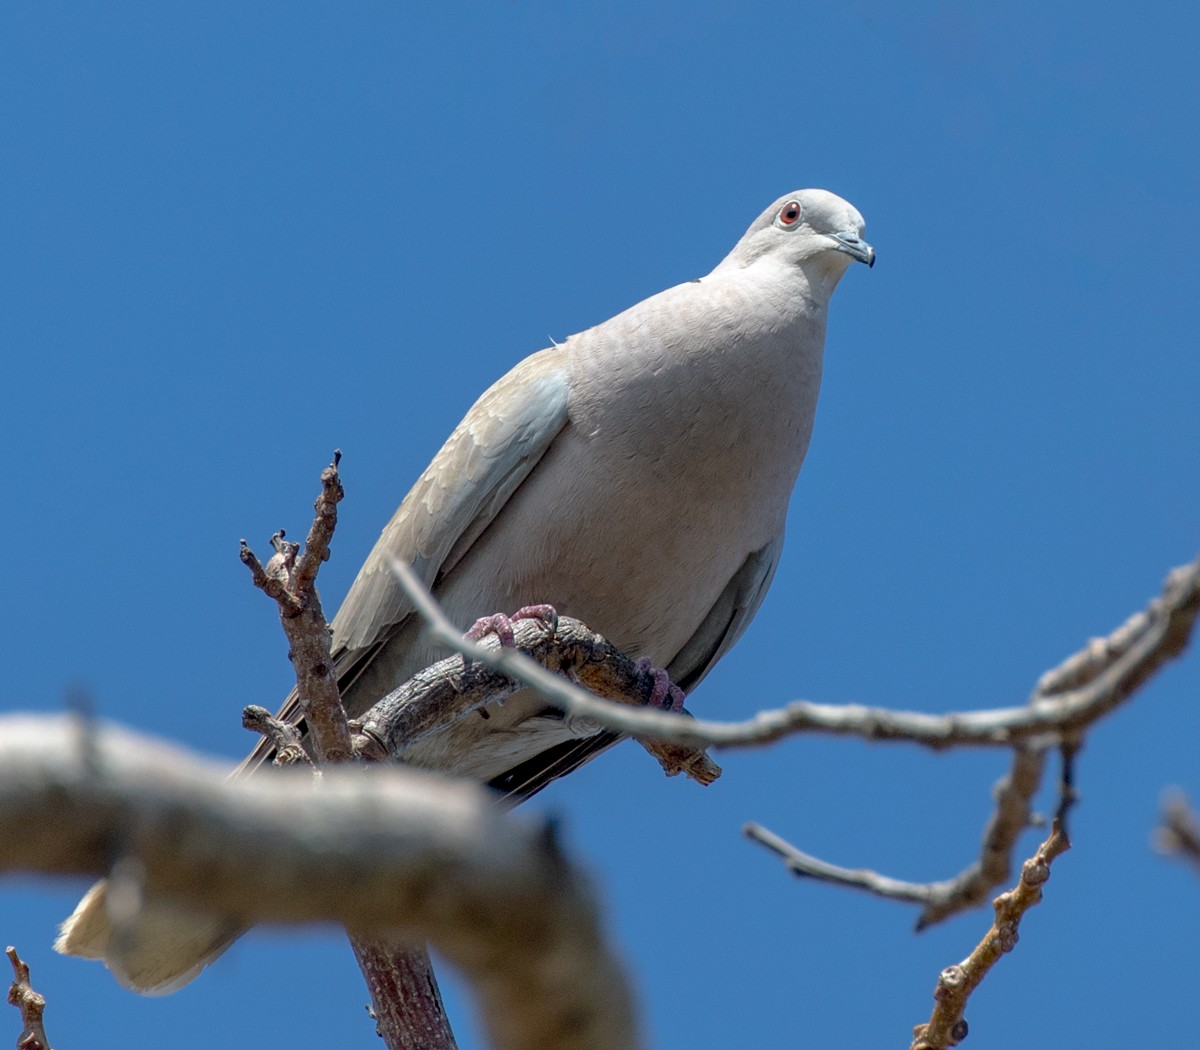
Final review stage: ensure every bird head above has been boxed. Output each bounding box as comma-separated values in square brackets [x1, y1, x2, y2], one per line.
[718, 189, 875, 289]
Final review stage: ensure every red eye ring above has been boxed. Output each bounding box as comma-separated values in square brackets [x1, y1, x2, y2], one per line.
[776, 200, 802, 227]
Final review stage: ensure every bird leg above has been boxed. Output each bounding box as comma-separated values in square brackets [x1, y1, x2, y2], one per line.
[635, 657, 686, 712]
[465, 604, 559, 647]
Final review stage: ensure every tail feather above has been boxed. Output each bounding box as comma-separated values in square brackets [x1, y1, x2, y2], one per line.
[55, 879, 243, 996]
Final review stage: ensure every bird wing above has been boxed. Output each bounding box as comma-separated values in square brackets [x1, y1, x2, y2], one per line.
[239, 346, 571, 774]
[665, 531, 784, 692]
[333, 346, 572, 653]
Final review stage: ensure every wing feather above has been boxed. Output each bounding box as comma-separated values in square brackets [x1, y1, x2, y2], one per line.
[238, 347, 571, 775]
[332, 347, 571, 653]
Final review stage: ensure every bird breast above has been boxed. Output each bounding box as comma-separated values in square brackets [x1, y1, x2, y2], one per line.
[436, 269, 829, 666]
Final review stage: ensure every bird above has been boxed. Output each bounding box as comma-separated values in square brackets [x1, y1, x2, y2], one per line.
[56, 187, 874, 993]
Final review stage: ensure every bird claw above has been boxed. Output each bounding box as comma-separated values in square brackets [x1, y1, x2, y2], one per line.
[635, 657, 686, 712]
[466, 604, 559, 647]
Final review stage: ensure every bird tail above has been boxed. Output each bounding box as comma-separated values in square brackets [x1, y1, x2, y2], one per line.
[54, 879, 243, 996]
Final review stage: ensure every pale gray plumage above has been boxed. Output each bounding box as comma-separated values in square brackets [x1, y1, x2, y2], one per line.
[56, 188, 873, 993]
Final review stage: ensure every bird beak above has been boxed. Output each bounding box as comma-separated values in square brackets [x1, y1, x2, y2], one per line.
[831, 231, 876, 268]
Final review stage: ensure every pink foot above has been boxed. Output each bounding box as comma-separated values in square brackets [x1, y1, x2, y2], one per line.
[635, 657, 686, 712]
[466, 604, 559, 647]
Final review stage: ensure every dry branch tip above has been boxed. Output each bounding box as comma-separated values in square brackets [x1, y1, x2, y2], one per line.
[242, 705, 313, 768]
[6, 947, 51, 1050]
[909, 820, 1070, 1050]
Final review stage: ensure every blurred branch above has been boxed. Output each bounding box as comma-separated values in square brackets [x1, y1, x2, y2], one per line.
[0, 715, 640, 1050]
[1156, 790, 1200, 876]
[909, 820, 1071, 1050]
[6, 947, 51, 1050]
[389, 552, 1200, 753]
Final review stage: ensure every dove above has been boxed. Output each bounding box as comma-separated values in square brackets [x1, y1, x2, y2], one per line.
[56, 188, 874, 992]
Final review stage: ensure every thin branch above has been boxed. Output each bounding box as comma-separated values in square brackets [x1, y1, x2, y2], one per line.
[388, 553, 1200, 753]
[241, 519, 352, 764]
[292, 449, 343, 595]
[241, 705, 313, 769]
[1034, 563, 1192, 697]
[742, 744, 1048, 923]
[741, 823, 937, 905]
[6, 948, 51, 1050]
[738, 557, 1196, 928]
[909, 820, 1071, 1050]
[383, 550, 1195, 942]
[917, 745, 1047, 929]
[1054, 740, 1080, 830]
[0, 715, 641, 1050]
[238, 535, 302, 615]
[243, 453, 452, 1048]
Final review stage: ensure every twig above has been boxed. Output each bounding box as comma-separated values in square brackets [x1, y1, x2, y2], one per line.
[909, 820, 1071, 1050]
[1054, 740, 1079, 830]
[742, 745, 1047, 923]
[736, 558, 1197, 928]
[6, 948, 51, 1050]
[1156, 790, 1200, 876]
[241, 537, 351, 763]
[292, 450, 343, 596]
[241, 705, 313, 769]
[917, 745, 1047, 929]
[387, 553, 1200, 753]
[242, 454, 452, 1048]
[0, 715, 641, 1050]
[741, 823, 938, 904]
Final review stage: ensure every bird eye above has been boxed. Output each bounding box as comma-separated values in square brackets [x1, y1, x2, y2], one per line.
[775, 200, 802, 228]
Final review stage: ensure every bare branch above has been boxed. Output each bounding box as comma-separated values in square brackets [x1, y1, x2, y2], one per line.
[242, 454, 453, 1047]
[745, 739, 1086, 935]
[242, 508, 352, 763]
[741, 823, 938, 905]
[1035, 561, 1195, 698]
[292, 450, 343, 596]
[388, 553, 1200, 753]
[743, 746, 1044, 918]
[6, 948, 52, 1050]
[0, 715, 640, 1050]
[745, 743, 1065, 934]
[241, 705, 313, 769]
[917, 746, 1047, 929]
[909, 820, 1071, 1050]
[360, 611, 720, 785]
[238, 535, 303, 615]
[738, 557, 1197, 928]
[351, 937, 458, 1050]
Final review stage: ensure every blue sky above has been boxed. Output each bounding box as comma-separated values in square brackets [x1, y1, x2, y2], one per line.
[3, 3, 1198, 1047]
